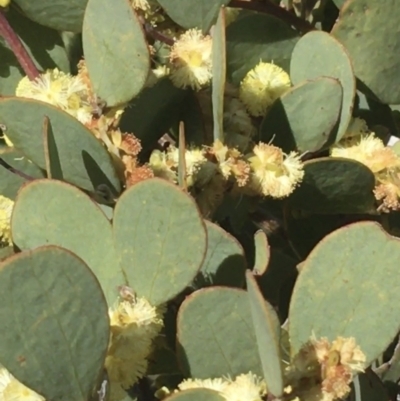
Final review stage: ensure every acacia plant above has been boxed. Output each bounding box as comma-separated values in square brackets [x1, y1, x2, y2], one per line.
[0, 0, 400, 401]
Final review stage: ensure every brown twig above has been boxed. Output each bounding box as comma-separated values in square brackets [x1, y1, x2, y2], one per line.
[229, 0, 313, 34]
[0, 9, 39, 80]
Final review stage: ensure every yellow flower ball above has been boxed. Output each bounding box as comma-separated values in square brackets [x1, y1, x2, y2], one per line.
[239, 61, 291, 117]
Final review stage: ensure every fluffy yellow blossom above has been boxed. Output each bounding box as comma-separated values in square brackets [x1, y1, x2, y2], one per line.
[108, 296, 163, 337]
[149, 150, 178, 183]
[174, 372, 267, 401]
[169, 29, 212, 90]
[178, 378, 229, 393]
[223, 373, 267, 401]
[287, 336, 366, 401]
[106, 295, 164, 401]
[247, 143, 304, 198]
[239, 61, 291, 117]
[149, 146, 207, 187]
[0, 367, 44, 401]
[16, 69, 94, 125]
[0, 195, 14, 246]
[331, 133, 400, 173]
[0, 0, 10, 8]
[176, 147, 206, 177]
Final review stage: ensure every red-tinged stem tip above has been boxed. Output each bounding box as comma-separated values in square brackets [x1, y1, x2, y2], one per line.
[0, 9, 40, 81]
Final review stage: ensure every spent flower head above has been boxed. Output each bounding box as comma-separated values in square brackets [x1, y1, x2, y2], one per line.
[373, 172, 400, 212]
[208, 140, 250, 187]
[169, 29, 212, 90]
[287, 335, 366, 401]
[239, 61, 291, 117]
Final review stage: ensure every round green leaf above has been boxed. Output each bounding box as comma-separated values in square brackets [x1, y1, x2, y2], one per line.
[288, 157, 376, 214]
[11, 179, 121, 304]
[332, 0, 400, 104]
[260, 77, 343, 153]
[0, 7, 70, 95]
[166, 389, 225, 401]
[226, 14, 299, 85]
[290, 31, 355, 142]
[113, 178, 207, 305]
[246, 271, 283, 397]
[194, 221, 246, 288]
[0, 97, 121, 194]
[177, 287, 263, 378]
[82, 0, 150, 106]
[156, 0, 230, 33]
[289, 221, 400, 364]
[0, 245, 109, 401]
[13, 0, 88, 32]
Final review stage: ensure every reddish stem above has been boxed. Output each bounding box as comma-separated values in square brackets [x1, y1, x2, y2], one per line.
[0, 9, 39, 80]
[229, 0, 313, 34]
[144, 21, 175, 46]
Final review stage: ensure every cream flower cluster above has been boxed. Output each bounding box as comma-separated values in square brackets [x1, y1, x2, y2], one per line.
[286, 336, 366, 401]
[148, 140, 304, 216]
[0, 195, 14, 246]
[0, 367, 44, 401]
[330, 118, 400, 212]
[12, 63, 125, 157]
[247, 143, 304, 199]
[158, 372, 267, 401]
[106, 292, 164, 401]
[16, 68, 96, 126]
